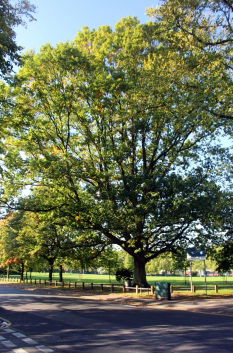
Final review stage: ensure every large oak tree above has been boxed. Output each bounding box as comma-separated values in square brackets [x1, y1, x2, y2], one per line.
[1, 16, 230, 286]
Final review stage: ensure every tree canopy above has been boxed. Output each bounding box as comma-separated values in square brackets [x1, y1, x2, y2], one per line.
[0, 12, 232, 286]
[146, 0, 233, 122]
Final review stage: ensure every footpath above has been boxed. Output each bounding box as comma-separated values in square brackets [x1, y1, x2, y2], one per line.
[0, 282, 233, 317]
[124, 296, 233, 317]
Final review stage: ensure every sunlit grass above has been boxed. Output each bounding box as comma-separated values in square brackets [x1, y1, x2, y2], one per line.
[2, 271, 233, 298]
[4, 272, 233, 287]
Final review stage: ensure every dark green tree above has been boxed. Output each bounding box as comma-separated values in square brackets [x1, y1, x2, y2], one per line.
[172, 249, 191, 282]
[0, 0, 36, 78]
[214, 243, 233, 273]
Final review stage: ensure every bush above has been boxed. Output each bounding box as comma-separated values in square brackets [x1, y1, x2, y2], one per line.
[116, 268, 133, 282]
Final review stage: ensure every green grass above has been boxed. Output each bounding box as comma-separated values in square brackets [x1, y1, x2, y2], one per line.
[5, 272, 233, 286]
[2, 272, 233, 296]
[148, 275, 233, 286]
[7, 272, 118, 284]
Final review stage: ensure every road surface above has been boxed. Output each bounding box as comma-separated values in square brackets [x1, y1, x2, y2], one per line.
[0, 285, 233, 352]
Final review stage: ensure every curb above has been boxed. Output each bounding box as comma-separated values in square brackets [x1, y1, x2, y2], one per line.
[0, 317, 11, 328]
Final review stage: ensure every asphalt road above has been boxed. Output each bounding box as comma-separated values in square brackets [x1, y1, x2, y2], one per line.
[0, 286, 233, 353]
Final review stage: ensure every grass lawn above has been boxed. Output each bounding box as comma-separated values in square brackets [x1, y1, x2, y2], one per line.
[5, 272, 233, 286]
[1, 272, 233, 297]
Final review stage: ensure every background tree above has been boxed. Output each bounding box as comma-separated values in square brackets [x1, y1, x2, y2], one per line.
[0, 212, 28, 279]
[0, 0, 36, 78]
[0, 209, 70, 281]
[17, 209, 107, 282]
[214, 242, 233, 273]
[172, 248, 190, 281]
[212, 200, 233, 274]
[0, 0, 36, 216]
[1, 187, 110, 281]
[123, 253, 134, 272]
[87, 246, 120, 281]
[146, 257, 160, 275]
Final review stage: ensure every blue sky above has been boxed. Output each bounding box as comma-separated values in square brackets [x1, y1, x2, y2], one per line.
[16, 0, 160, 54]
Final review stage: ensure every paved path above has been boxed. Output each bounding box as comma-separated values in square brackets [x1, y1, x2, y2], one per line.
[153, 297, 233, 316]
[121, 296, 233, 316]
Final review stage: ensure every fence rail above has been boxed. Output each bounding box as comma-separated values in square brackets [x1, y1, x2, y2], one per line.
[170, 284, 233, 293]
[0, 277, 123, 292]
[0, 277, 156, 294]
[1, 277, 233, 295]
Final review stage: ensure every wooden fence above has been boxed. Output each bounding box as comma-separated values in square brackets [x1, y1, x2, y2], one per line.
[1, 277, 233, 295]
[0, 277, 155, 294]
[170, 284, 233, 293]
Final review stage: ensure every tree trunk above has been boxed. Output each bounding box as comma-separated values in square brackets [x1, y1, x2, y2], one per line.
[184, 265, 187, 284]
[59, 264, 63, 282]
[48, 261, 54, 282]
[7, 264, 10, 279]
[108, 262, 111, 284]
[20, 262, 24, 281]
[133, 256, 150, 288]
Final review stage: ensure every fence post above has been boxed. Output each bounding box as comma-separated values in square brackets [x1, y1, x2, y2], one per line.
[82, 282, 85, 290]
[74, 282, 77, 288]
[91, 283, 94, 290]
[170, 285, 173, 294]
[150, 286, 155, 295]
[100, 284, 103, 292]
[111, 284, 114, 293]
[136, 285, 139, 294]
[215, 284, 218, 293]
[68, 282, 71, 288]
[123, 284, 126, 293]
[192, 285, 196, 292]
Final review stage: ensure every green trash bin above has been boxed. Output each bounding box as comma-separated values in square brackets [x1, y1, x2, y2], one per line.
[155, 282, 171, 300]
